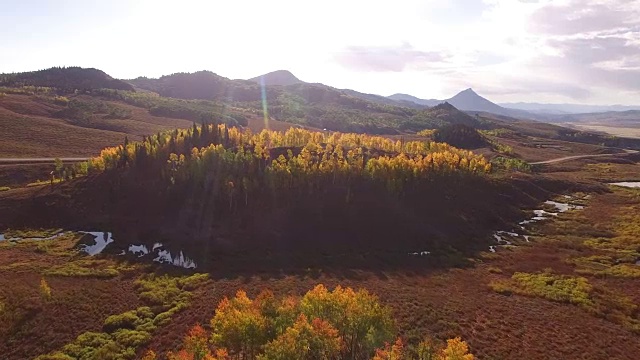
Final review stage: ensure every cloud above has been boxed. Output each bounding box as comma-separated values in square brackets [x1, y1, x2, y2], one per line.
[534, 35, 640, 91]
[333, 43, 446, 72]
[528, 0, 639, 35]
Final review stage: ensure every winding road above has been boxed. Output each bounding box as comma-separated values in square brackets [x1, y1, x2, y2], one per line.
[530, 149, 638, 165]
[0, 158, 90, 165]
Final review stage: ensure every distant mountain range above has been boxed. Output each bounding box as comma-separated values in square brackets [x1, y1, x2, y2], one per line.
[3, 66, 639, 135]
[126, 69, 484, 134]
[498, 102, 640, 115]
[388, 89, 533, 119]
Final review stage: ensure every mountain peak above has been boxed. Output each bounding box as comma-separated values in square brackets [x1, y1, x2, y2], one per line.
[248, 70, 302, 86]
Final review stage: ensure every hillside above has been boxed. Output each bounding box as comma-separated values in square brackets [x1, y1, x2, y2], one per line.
[0, 91, 194, 157]
[128, 70, 484, 134]
[388, 93, 440, 107]
[0, 67, 133, 92]
[248, 70, 302, 86]
[129, 71, 264, 102]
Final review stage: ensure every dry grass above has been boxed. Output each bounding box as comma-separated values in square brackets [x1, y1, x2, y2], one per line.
[0, 94, 193, 157]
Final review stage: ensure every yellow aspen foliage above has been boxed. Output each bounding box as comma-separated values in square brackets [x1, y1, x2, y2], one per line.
[258, 314, 343, 360]
[40, 278, 52, 300]
[438, 337, 474, 360]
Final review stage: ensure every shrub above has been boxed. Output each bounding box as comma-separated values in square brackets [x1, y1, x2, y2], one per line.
[53, 96, 70, 106]
[44, 260, 121, 278]
[104, 310, 141, 332]
[112, 329, 152, 348]
[0, 186, 10, 192]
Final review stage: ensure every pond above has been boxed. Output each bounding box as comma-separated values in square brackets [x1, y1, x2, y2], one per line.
[0, 230, 197, 269]
[491, 195, 587, 252]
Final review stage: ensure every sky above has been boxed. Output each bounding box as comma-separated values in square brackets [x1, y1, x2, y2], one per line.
[1, 0, 639, 105]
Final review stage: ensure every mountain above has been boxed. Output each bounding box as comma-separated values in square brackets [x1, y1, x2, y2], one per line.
[446, 88, 507, 114]
[127, 70, 484, 134]
[500, 102, 640, 115]
[248, 70, 303, 86]
[0, 67, 134, 92]
[129, 71, 266, 102]
[388, 88, 535, 119]
[388, 93, 440, 107]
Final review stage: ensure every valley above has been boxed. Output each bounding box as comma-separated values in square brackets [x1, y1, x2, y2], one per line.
[0, 67, 639, 360]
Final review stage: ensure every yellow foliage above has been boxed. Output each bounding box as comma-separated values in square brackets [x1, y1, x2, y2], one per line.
[40, 278, 52, 300]
[438, 337, 474, 360]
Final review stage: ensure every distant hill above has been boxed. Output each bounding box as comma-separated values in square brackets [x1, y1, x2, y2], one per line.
[129, 71, 265, 102]
[500, 102, 640, 114]
[0, 67, 134, 92]
[388, 93, 440, 107]
[340, 89, 426, 109]
[248, 70, 302, 86]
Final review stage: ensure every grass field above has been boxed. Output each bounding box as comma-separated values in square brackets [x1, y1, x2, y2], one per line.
[0, 93, 193, 157]
[567, 123, 640, 139]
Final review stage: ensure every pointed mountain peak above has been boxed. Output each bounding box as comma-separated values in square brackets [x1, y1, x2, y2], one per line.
[248, 70, 303, 86]
[454, 88, 480, 98]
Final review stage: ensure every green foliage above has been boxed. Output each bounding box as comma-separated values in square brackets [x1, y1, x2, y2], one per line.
[4, 228, 63, 238]
[433, 124, 487, 149]
[92, 88, 247, 126]
[104, 310, 143, 332]
[39, 273, 209, 359]
[490, 271, 593, 306]
[44, 259, 123, 278]
[490, 156, 531, 172]
[134, 273, 208, 308]
[569, 255, 640, 278]
[112, 329, 152, 348]
[52, 95, 70, 105]
[490, 270, 640, 332]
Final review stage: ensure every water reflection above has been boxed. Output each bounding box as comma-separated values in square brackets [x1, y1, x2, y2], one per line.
[490, 196, 586, 253]
[79, 232, 113, 256]
[126, 242, 197, 269]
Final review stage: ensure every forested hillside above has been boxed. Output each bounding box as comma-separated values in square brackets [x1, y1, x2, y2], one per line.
[0, 67, 133, 92]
